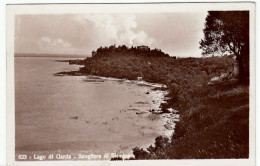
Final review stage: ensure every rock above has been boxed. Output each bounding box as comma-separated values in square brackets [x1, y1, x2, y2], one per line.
[208, 72, 230, 84]
[70, 116, 78, 120]
[164, 124, 175, 130]
[136, 111, 148, 115]
[167, 108, 178, 113]
[137, 77, 143, 81]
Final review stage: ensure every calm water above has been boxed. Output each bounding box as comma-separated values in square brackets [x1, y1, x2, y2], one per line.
[15, 56, 166, 159]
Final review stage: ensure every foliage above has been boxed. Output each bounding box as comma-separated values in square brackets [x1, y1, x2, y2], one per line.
[200, 11, 249, 81]
[75, 50, 249, 159]
[92, 45, 171, 58]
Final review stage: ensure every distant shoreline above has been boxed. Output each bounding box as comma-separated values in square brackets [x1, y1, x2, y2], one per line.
[15, 56, 86, 58]
[14, 53, 89, 58]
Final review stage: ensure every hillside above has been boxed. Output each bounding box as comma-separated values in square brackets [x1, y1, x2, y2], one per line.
[60, 45, 249, 159]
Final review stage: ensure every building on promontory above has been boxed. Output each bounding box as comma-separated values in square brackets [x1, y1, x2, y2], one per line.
[137, 45, 150, 51]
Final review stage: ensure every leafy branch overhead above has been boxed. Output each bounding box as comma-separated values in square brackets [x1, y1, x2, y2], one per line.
[200, 11, 249, 81]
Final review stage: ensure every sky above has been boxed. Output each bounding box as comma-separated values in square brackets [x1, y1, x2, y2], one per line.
[15, 12, 208, 57]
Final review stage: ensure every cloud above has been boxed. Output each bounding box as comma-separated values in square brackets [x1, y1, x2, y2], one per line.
[38, 36, 72, 48]
[74, 14, 155, 47]
[35, 36, 78, 54]
[15, 13, 208, 57]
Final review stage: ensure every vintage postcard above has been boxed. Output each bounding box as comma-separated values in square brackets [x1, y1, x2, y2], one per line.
[6, 2, 256, 166]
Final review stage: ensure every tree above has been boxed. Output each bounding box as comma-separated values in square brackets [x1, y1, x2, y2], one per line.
[200, 11, 249, 82]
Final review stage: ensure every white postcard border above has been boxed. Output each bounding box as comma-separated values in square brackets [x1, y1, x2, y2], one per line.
[5, 2, 256, 166]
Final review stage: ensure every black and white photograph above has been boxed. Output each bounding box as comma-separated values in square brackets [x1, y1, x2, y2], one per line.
[5, 2, 256, 166]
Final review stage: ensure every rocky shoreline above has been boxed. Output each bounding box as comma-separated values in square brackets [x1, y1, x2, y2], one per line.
[55, 61, 180, 139]
[82, 75, 180, 138]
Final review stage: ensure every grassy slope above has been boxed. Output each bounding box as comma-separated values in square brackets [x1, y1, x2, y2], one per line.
[79, 54, 249, 159]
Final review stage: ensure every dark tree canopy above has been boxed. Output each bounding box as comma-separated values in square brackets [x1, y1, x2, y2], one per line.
[200, 11, 249, 81]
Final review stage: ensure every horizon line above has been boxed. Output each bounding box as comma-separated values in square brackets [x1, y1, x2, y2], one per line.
[14, 52, 90, 58]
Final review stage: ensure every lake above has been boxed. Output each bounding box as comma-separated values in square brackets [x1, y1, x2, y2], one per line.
[15, 56, 169, 160]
